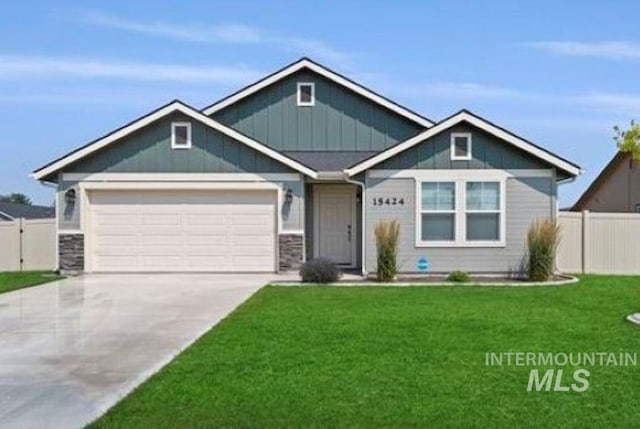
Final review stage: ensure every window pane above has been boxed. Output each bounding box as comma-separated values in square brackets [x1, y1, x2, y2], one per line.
[174, 125, 188, 146]
[299, 84, 312, 102]
[454, 136, 469, 157]
[466, 182, 499, 210]
[467, 213, 500, 240]
[422, 182, 455, 211]
[422, 213, 455, 241]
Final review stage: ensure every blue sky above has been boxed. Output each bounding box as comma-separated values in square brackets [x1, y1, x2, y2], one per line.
[2, 0, 638, 206]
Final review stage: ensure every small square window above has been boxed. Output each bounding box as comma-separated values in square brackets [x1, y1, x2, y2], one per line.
[297, 82, 315, 106]
[171, 122, 191, 149]
[451, 133, 472, 160]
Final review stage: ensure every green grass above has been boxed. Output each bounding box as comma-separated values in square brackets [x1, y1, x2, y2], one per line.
[0, 271, 63, 294]
[90, 276, 640, 428]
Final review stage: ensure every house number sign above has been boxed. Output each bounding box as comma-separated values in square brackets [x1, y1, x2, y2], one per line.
[372, 197, 405, 206]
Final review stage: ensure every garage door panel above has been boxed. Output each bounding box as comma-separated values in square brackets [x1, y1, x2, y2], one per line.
[89, 190, 276, 272]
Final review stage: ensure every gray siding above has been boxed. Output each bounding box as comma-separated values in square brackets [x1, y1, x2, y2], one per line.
[376, 124, 552, 171]
[365, 176, 556, 274]
[66, 113, 293, 174]
[212, 70, 425, 152]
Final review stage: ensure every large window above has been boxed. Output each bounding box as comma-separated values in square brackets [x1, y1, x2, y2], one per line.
[420, 182, 456, 242]
[417, 178, 505, 247]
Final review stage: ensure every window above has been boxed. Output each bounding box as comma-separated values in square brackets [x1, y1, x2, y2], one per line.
[416, 177, 505, 247]
[451, 133, 472, 160]
[635, 204, 640, 213]
[171, 122, 191, 149]
[420, 182, 456, 242]
[297, 82, 315, 106]
[466, 182, 501, 241]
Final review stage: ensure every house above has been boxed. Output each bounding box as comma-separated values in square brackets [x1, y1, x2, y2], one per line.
[0, 201, 54, 221]
[32, 58, 581, 275]
[572, 151, 640, 213]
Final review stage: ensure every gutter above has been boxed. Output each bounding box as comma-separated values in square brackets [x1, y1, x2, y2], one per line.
[343, 172, 366, 276]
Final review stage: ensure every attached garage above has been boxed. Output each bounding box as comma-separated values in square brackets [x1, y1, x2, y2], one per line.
[86, 189, 277, 272]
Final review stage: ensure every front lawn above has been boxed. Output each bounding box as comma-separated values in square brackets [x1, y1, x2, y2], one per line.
[91, 276, 640, 428]
[0, 271, 63, 294]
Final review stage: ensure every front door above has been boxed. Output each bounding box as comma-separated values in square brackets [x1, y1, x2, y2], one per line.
[315, 186, 356, 266]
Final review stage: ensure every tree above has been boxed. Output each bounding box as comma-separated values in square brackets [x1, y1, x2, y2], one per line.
[0, 193, 32, 205]
[614, 121, 640, 162]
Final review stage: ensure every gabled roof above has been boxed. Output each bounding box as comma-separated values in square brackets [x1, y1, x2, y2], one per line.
[201, 57, 434, 128]
[0, 202, 54, 220]
[32, 100, 318, 181]
[572, 151, 628, 210]
[345, 109, 583, 178]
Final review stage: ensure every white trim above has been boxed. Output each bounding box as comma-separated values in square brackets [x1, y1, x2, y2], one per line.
[345, 111, 581, 177]
[62, 172, 302, 182]
[297, 82, 315, 106]
[32, 101, 318, 180]
[281, 229, 305, 235]
[415, 177, 506, 248]
[368, 169, 546, 179]
[0, 211, 15, 220]
[58, 229, 83, 234]
[313, 184, 358, 267]
[450, 132, 472, 161]
[171, 121, 192, 149]
[202, 58, 434, 128]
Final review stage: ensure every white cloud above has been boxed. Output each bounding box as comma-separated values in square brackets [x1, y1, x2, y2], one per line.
[0, 55, 262, 84]
[524, 41, 640, 60]
[77, 10, 350, 64]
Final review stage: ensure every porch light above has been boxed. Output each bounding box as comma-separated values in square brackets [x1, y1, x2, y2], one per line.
[285, 188, 293, 205]
[64, 189, 76, 204]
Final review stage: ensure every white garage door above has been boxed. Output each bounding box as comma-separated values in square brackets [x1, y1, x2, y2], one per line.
[88, 190, 276, 272]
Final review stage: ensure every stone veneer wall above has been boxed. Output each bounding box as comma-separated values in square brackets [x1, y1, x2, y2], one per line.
[59, 233, 84, 272]
[278, 233, 304, 271]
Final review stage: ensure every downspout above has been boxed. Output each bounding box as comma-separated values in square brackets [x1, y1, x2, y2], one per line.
[343, 173, 366, 276]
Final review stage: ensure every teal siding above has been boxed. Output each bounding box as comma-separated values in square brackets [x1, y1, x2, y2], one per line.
[376, 124, 551, 171]
[211, 70, 425, 152]
[66, 113, 293, 174]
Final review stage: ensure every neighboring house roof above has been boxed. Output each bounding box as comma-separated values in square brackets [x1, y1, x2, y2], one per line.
[32, 100, 319, 181]
[201, 57, 435, 128]
[572, 151, 628, 211]
[345, 109, 582, 178]
[0, 202, 54, 220]
[283, 151, 378, 171]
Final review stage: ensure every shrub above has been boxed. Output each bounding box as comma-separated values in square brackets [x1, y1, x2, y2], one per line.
[374, 220, 400, 282]
[526, 219, 561, 281]
[447, 270, 470, 283]
[299, 258, 341, 283]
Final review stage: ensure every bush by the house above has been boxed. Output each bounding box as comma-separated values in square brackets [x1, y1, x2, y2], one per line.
[374, 219, 400, 282]
[299, 258, 341, 283]
[526, 219, 561, 281]
[447, 270, 470, 283]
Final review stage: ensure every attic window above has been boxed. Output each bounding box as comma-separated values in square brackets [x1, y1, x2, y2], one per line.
[451, 133, 472, 161]
[171, 122, 192, 149]
[297, 82, 315, 106]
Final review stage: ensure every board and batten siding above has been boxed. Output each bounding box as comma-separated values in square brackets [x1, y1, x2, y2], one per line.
[376, 124, 553, 171]
[211, 70, 425, 152]
[365, 175, 556, 273]
[56, 112, 304, 231]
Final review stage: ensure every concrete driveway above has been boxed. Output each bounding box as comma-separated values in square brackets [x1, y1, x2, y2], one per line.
[0, 273, 271, 429]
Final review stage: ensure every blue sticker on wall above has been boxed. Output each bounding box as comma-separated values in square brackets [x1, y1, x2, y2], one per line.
[417, 257, 429, 272]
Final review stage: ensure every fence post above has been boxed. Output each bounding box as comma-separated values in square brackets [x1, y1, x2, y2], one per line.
[581, 210, 590, 274]
[18, 217, 24, 272]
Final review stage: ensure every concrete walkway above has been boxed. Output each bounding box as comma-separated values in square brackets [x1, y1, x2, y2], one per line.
[0, 274, 271, 429]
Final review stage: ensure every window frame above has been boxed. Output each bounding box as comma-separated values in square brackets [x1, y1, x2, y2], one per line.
[171, 122, 192, 149]
[450, 132, 472, 161]
[415, 176, 506, 248]
[297, 82, 315, 106]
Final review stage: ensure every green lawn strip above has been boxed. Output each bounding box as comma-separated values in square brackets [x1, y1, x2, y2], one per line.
[0, 271, 64, 294]
[90, 275, 640, 429]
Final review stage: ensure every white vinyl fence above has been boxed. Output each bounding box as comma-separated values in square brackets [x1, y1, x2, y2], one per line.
[0, 218, 56, 271]
[557, 211, 640, 274]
